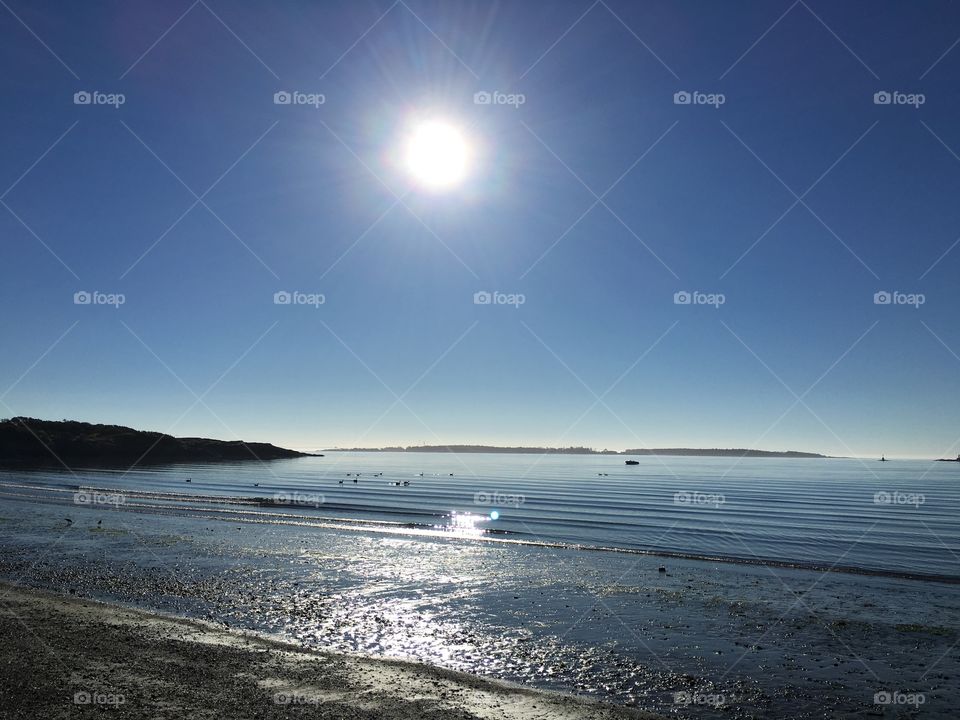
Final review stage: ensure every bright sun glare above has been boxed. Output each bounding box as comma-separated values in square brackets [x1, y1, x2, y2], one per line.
[404, 120, 471, 190]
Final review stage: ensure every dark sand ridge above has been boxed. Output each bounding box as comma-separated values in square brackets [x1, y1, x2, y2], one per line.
[0, 582, 662, 720]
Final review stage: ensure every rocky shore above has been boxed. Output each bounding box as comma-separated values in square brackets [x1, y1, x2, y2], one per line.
[0, 582, 660, 720]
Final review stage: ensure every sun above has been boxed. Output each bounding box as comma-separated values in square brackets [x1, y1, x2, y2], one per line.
[404, 120, 471, 190]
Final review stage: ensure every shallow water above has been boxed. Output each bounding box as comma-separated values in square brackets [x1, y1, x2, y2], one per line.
[0, 454, 958, 717]
[4, 453, 959, 578]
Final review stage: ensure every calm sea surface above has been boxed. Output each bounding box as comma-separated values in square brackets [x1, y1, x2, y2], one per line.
[2, 453, 957, 578]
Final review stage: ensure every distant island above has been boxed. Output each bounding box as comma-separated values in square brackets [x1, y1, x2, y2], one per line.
[623, 448, 828, 458]
[0, 417, 317, 466]
[326, 444, 829, 458]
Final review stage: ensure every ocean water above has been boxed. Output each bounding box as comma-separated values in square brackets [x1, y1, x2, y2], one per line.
[1, 453, 958, 717]
[3, 453, 957, 578]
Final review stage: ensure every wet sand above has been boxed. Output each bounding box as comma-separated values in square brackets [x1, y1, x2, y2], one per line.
[0, 582, 661, 720]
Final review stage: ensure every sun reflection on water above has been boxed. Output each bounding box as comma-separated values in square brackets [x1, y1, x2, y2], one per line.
[434, 511, 490, 538]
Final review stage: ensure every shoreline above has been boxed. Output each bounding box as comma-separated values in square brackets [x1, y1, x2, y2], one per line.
[0, 581, 661, 720]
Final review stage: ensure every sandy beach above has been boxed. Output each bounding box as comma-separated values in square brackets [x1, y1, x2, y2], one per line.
[0, 582, 660, 720]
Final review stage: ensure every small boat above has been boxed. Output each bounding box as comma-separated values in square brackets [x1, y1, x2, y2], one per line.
[880, 456, 887, 462]
[625, 460, 639, 465]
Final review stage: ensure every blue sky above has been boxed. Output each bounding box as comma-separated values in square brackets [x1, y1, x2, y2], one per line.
[2, 0, 960, 458]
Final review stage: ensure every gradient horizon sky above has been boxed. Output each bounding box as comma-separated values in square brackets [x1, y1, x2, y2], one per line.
[2, 1, 960, 458]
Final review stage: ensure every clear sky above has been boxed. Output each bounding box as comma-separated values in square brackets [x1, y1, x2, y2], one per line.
[2, 1, 960, 458]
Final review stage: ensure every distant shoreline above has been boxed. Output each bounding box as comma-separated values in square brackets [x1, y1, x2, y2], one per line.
[323, 445, 831, 458]
[0, 417, 317, 466]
